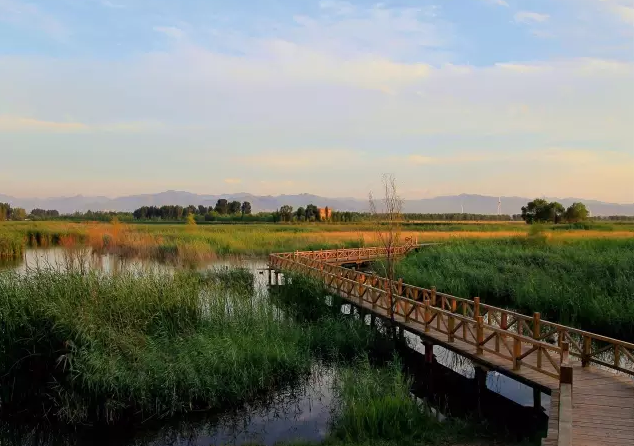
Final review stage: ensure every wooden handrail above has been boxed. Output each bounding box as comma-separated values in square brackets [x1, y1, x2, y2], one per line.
[270, 249, 634, 380]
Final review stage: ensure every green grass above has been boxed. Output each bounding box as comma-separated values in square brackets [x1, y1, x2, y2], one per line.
[0, 267, 314, 423]
[0, 265, 391, 425]
[2, 220, 633, 262]
[396, 237, 634, 341]
[331, 358, 462, 444]
[0, 264, 536, 445]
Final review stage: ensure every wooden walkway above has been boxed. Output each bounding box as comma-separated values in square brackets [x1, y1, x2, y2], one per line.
[269, 247, 634, 446]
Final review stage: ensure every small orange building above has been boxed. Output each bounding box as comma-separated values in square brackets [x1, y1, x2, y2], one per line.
[318, 207, 332, 221]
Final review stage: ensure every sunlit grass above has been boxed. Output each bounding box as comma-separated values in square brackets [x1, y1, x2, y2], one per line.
[396, 237, 634, 341]
[2, 220, 632, 262]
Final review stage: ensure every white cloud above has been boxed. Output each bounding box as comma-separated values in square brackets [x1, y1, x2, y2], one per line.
[101, 0, 125, 8]
[0, 115, 162, 133]
[318, 0, 356, 15]
[239, 150, 362, 169]
[481, 0, 509, 6]
[514, 11, 550, 23]
[592, 0, 634, 25]
[0, 115, 87, 132]
[153, 26, 185, 40]
[611, 4, 634, 24]
[0, 0, 68, 40]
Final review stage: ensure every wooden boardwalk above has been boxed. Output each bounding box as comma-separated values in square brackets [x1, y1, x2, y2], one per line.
[269, 247, 634, 446]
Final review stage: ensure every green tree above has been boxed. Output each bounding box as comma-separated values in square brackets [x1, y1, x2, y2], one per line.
[305, 204, 319, 222]
[279, 205, 294, 222]
[10, 207, 27, 221]
[215, 199, 229, 215]
[186, 213, 197, 225]
[565, 202, 589, 223]
[548, 201, 565, 224]
[521, 199, 551, 224]
[296, 206, 306, 222]
[241, 201, 252, 217]
[228, 200, 242, 215]
[0, 203, 10, 221]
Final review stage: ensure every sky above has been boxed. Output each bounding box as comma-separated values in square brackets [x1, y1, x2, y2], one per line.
[0, 0, 633, 202]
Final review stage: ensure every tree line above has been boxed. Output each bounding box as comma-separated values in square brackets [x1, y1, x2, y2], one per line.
[2, 199, 631, 224]
[132, 200, 252, 221]
[520, 199, 589, 224]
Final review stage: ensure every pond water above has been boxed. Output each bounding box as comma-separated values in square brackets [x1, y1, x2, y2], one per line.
[0, 249, 549, 445]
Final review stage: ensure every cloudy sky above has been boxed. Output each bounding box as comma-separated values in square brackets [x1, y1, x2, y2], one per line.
[1, 0, 633, 202]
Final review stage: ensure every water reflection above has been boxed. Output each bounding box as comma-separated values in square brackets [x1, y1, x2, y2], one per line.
[0, 365, 334, 446]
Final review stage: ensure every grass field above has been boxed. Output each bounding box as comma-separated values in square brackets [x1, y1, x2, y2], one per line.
[396, 237, 634, 341]
[1, 220, 632, 261]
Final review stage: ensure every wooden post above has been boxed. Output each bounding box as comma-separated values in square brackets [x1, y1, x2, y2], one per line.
[462, 302, 467, 340]
[474, 366, 487, 391]
[582, 336, 591, 367]
[474, 297, 480, 320]
[448, 298, 457, 342]
[424, 341, 434, 364]
[424, 298, 431, 333]
[560, 342, 573, 387]
[513, 337, 521, 370]
[533, 388, 542, 411]
[501, 312, 508, 331]
[398, 278, 403, 296]
[476, 316, 484, 355]
[533, 312, 542, 369]
[431, 287, 437, 306]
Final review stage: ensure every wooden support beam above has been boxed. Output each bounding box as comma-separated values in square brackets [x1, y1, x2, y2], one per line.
[533, 388, 542, 411]
[424, 341, 434, 364]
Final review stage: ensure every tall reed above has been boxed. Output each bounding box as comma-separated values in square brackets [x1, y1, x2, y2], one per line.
[397, 238, 634, 341]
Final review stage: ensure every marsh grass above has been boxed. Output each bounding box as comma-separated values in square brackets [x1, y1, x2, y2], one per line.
[2, 221, 632, 262]
[329, 358, 483, 446]
[0, 266, 314, 424]
[396, 237, 634, 341]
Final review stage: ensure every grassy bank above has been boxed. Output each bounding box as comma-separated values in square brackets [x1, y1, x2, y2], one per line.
[2, 220, 632, 262]
[396, 237, 634, 341]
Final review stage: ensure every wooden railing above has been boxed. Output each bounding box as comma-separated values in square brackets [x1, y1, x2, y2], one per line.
[270, 248, 634, 383]
[277, 239, 423, 264]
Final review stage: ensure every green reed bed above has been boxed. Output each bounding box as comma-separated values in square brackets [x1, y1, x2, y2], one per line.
[330, 359, 477, 446]
[396, 237, 634, 341]
[0, 267, 313, 424]
[0, 264, 396, 425]
[0, 233, 24, 259]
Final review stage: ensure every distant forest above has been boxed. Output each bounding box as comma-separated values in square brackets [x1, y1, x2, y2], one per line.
[2, 199, 633, 223]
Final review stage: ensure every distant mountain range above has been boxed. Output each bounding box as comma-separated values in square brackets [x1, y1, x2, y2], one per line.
[1, 191, 633, 216]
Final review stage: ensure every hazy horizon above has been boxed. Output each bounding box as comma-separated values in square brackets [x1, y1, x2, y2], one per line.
[1, 0, 633, 202]
[3, 188, 633, 206]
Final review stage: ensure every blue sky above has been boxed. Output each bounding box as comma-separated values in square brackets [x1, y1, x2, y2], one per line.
[1, 0, 633, 202]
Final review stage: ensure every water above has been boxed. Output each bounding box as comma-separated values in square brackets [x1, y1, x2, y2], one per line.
[0, 249, 548, 445]
[0, 365, 335, 446]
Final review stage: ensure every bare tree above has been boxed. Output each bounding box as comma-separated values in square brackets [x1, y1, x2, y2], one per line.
[369, 174, 403, 329]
